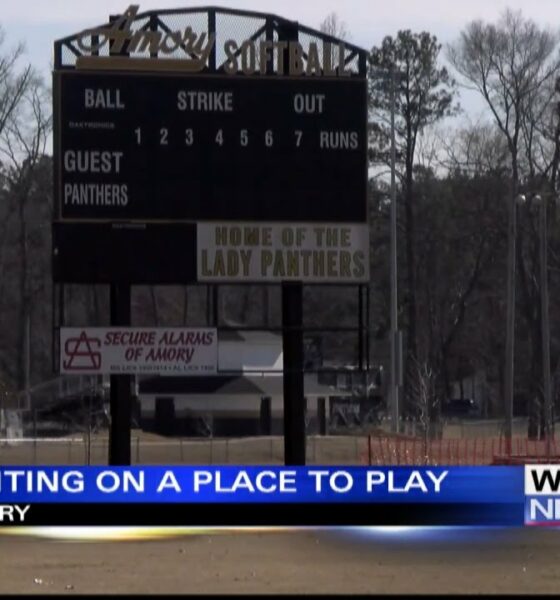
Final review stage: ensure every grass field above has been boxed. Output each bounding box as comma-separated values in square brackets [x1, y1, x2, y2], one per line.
[2, 429, 555, 466]
[0, 431, 368, 465]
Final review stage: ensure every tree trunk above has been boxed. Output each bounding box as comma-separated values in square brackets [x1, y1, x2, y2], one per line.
[17, 185, 30, 391]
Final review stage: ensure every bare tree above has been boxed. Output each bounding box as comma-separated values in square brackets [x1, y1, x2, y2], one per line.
[0, 75, 52, 389]
[0, 28, 32, 140]
[410, 356, 438, 462]
[448, 9, 560, 191]
[0, 32, 33, 313]
[369, 30, 458, 417]
[319, 12, 351, 40]
[449, 9, 560, 438]
[439, 122, 509, 178]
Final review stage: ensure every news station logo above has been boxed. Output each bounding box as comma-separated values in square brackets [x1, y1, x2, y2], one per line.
[525, 465, 560, 525]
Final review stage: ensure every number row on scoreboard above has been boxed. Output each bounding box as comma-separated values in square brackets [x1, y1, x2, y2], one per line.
[133, 127, 360, 150]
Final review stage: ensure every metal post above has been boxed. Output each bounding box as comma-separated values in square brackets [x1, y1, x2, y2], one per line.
[504, 195, 521, 458]
[358, 285, 364, 370]
[538, 196, 553, 457]
[318, 397, 326, 436]
[24, 312, 31, 411]
[389, 69, 399, 434]
[365, 284, 370, 371]
[282, 282, 306, 465]
[278, 22, 304, 466]
[109, 283, 132, 465]
[32, 409, 37, 465]
[206, 285, 212, 326]
[107, 15, 132, 467]
[260, 396, 272, 435]
[212, 285, 219, 326]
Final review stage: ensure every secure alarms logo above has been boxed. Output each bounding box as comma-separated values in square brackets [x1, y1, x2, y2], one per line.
[62, 331, 102, 371]
[524, 465, 560, 525]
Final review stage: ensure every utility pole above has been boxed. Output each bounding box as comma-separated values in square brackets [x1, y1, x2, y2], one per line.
[536, 195, 553, 457]
[504, 194, 525, 458]
[389, 68, 399, 434]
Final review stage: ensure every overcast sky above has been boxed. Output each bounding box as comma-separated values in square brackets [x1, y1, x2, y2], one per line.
[2, 0, 560, 122]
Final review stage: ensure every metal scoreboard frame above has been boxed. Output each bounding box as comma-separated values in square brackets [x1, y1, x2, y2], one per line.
[52, 5, 371, 467]
[52, 4, 370, 285]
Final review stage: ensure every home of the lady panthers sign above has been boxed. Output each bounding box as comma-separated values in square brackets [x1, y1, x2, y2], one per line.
[197, 223, 369, 282]
[52, 4, 369, 283]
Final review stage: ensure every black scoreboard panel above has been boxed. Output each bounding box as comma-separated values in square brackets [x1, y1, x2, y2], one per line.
[55, 70, 367, 223]
[52, 222, 197, 283]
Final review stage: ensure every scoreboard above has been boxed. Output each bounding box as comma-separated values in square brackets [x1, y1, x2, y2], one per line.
[55, 70, 367, 223]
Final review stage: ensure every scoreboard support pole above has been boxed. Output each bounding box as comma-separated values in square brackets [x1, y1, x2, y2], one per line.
[282, 281, 306, 465]
[109, 283, 132, 466]
[107, 14, 132, 467]
[278, 21, 305, 466]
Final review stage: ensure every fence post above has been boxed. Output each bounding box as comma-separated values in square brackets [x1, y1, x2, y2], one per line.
[260, 396, 272, 435]
[312, 436, 316, 464]
[33, 410, 37, 465]
[317, 397, 326, 436]
[380, 436, 386, 465]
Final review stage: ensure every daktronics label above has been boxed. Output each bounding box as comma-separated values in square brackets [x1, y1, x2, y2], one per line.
[524, 465, 560, 525]
[60, 327, 217, 375]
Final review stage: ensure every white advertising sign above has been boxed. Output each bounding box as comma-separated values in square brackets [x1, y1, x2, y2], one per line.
[60, 328, 217, 376]
[197, 222, 370, 283]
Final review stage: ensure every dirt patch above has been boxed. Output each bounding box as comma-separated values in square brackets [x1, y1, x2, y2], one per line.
[0, 528, 559, 594]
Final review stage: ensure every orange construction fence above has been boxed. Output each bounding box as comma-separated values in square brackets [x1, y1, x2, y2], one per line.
[362, 435, 560, 466]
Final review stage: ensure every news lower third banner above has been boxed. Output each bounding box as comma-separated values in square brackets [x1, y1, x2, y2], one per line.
[0, 466, 558, 527]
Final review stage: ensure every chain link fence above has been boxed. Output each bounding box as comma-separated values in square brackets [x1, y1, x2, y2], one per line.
[0, 432, 367, 466]
[0, 373, 543, 467]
